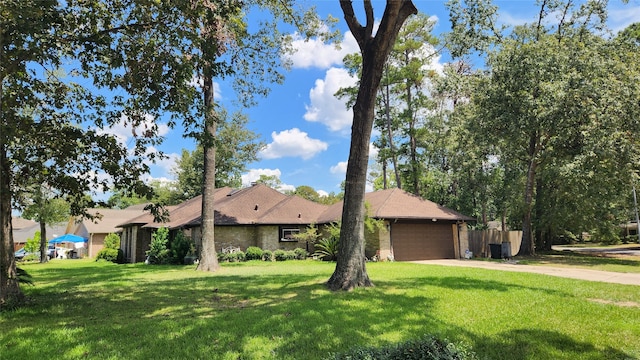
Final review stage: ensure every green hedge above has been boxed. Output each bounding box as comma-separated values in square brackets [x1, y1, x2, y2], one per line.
[327, 335, 477, 360]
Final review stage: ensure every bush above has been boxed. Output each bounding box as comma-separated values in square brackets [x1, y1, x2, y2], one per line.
[96, 248, 120, 263]
[146, 227, 171, 264]
[274, 249, 287, 261]
[327, 335, 477, 360]
[104, 233, 120, 249]
[245, 246, 264, 261]
[314, 237, 339, 261]
[293, 247, 308, 260]
[228, 251, 245, 262]
[170, 231, 192, 264]
[262, 250, 274, 262]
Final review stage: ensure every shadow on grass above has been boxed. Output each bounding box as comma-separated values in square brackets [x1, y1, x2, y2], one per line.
[521, 250, 640, 270]
[4, 261, 637, 360]
[467, 328, 634, 360]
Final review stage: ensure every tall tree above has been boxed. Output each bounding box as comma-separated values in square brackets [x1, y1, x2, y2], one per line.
[455, 0, 640, 254]
[327, 1, 417, 291]
[171, 110, 264, 203]
[1, 0, 177, 306]
[20, 185, 69, 263]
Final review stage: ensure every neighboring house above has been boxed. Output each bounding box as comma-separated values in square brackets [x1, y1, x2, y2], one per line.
[71, 206, 148, 257]
[118, 183, 473, 263]
[317, 188, 474, 261]
[12, 217, 72, 251]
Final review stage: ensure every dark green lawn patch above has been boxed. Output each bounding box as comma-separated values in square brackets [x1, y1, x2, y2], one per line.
[2, 260, 639, 359]
[516, 250, 640, 273]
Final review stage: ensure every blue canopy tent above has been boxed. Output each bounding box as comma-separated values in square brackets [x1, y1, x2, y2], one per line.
[48, 234, 87, 259]
[48, 234, 87, 244]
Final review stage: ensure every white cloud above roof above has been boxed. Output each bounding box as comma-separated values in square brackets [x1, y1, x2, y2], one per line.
[259, 128, 328, 160]
[287, 31, 359, 69]
[304, 67, 357, 132]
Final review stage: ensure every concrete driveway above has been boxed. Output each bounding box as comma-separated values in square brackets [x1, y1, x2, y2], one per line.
[414, 259, 640, 286]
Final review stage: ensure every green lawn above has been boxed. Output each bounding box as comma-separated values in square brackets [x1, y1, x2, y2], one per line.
[516, 249, 640, 273]
[2, 259, 639, 359]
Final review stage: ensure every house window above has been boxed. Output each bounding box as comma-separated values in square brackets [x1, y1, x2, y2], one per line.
[280, 228, 300, 242]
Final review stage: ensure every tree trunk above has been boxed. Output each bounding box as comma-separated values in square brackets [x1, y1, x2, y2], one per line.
[518, 137, 538, 256]
[196, 67, 219, 271]
[328, 0, 416, 291]
[0, 145, 24, 307]
[384, 77, 401, 189]
[39, 220, 48, 263]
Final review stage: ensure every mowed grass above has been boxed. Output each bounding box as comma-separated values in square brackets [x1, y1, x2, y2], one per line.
[517, 250, 640, 273]
[2, 259, 639, 360]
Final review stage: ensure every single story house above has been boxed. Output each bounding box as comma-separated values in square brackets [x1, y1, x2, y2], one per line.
[117, 184, 473, 263]
[12, 217, 73, 251]
[71, 206, 148, 257]
[317, 188, 474, 261]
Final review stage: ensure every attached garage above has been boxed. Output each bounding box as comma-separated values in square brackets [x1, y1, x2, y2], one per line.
[391, 222, 455, 261]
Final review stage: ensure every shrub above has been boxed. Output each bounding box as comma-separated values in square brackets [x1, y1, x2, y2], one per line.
[96, 248, 120, 263]
[104, 233, 120, 249]
[313, 237, 339, 261]
[274, 249, 287, 261]
[228, 251, 246, 263]
[146, 227, 171, 264]
[327, 335, 477, 360]
[293, 247, 308, 260]
[245, 246, 264, 261]
[170, 231, 192, 264]
[262, 250, 274, 262]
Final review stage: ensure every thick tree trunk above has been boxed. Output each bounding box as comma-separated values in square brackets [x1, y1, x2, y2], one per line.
[196, 71, 220, 272]
[518, 139, 538, 256]
[0, 146, 24, 307]
[328, 0, 416, 291]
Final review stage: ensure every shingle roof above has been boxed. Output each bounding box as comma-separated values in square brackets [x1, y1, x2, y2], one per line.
[317, 188, 474, 223]
[80, 208, 149, 234]
[117, 185, 473, 229]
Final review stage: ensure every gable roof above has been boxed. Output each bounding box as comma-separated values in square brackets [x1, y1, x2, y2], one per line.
[77, 207, 149, 234]
[117, 185, 473, 230]
[317, 188, 474, 223]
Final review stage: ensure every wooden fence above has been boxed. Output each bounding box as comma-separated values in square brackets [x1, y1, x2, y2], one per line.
[467, 229, 523, 258]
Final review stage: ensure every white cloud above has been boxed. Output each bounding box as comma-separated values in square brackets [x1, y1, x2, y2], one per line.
[304, 67, 358, 132]
[189, 76, 222, 99]
[259, 128, 328, 160]
[609, 5, 640, 33]
[369, 143, 379, 160]
[330, 161, 347, 175]
[317, 190, 329, 197]
[241, 168, 295, 192]
[287, 31, 359, 69]
[98, 113, 170, 148]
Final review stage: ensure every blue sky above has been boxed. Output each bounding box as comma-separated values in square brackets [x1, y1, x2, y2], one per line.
[100, 0, 640, 198]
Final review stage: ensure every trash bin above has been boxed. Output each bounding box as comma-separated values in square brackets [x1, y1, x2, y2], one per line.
[489, 243, 502, 259]
[501, 242, 512, 258]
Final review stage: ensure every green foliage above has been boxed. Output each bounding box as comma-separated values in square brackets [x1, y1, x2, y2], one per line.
[313, 238, 339, 262]
[146, 227, 171, 265]
[95, 248, 124, 264]
[328, 335, 477, 360]
[273, 250, 288, 262]
[218, 251, 246, 263]
[24, 231, 40, 253]
[262, 250, 274, 262]
[293, 224, 319, 244]
[293, 248, 308, 260]
[245, 246, 264, 261]
[103, 233, 120, 250]
[170, 231, 193, 264]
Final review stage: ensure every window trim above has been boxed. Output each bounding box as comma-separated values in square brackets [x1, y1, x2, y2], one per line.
[280, 227, 300, 242]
